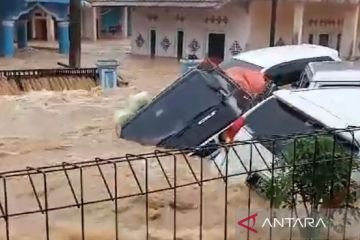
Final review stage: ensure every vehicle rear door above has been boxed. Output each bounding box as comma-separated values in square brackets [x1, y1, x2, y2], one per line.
[160, 70, 254, 149]
[120, 69, 253, 149]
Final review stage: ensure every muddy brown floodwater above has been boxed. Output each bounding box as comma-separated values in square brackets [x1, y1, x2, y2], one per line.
[0, 40, 343, 240]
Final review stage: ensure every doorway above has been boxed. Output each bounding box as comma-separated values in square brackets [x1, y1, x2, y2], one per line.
[208, 33, 225, 63]
[127, 8, 132, 36]
[35, 19, 47, 40]
[27, 20, 32, 40]
[177, 31, 184, 60]
[54, 20, 59, 40]
[318, 34, 329, 47]
[336, 34, 342, 51]
[96, 19, 100, 39]
[150, 30, 156, 57]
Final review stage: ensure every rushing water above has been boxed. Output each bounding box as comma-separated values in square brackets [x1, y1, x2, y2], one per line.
[0, 40, 272, 240]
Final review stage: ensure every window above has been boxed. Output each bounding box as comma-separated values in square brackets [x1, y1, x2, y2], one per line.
[319, 84, 360, 88]
[308, 34, 314, 44]
[265, 56, 334, 86]
[297, 71, 310, 88]
[246, 98, 322, 139]
[245, 97, 358, 155]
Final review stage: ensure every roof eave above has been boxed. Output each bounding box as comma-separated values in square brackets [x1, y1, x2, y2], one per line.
[90, 0, 224, 8]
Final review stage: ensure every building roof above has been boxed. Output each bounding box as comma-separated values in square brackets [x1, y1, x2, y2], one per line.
[26, 0, 69, 3]
[88, 0, 360, 8]
[274, 88, 360, 131]
[89, 0, 227, 7]
[232, 44, 340, 70]
[308, 61, 360, 82]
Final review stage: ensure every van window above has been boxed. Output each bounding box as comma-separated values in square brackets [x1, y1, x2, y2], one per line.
[265, 56, 335, 86]
[298, 71, 310, 88]
[319, 84, 360, 88]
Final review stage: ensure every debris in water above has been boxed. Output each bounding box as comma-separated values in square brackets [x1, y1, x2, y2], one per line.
[113, 91, 151, 128]
[0, 76, 98, 96]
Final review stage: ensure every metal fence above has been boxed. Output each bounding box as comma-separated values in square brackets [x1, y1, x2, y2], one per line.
[0, 127, 360, 240]
[0, 68, 98, 80]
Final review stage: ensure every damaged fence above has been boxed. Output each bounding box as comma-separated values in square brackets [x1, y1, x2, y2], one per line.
[0, 68, 98, 95]
[0, 127, 360, 239]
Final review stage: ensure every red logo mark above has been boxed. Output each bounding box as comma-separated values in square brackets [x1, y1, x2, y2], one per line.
[238, 213, 258, 233]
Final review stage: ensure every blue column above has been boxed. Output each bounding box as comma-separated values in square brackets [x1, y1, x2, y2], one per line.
[17, 20, 28, 49]
[57, 21, 69, 54]
[1, 20, 15, 58]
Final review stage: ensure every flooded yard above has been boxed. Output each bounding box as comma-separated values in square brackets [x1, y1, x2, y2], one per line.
[0, 40, 272, 240]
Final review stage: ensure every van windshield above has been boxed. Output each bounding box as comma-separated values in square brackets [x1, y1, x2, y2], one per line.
[244, 97, 358, 155]
[245, 98, 322, 138]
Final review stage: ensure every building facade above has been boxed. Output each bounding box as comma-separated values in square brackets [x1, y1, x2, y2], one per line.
[0, 0, 130, 58]
[91, 0, 360, 61]
[82, 1, 130, 41]
[0, 0, 71, 57]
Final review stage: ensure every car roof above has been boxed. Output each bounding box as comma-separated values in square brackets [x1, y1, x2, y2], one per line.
[307, 61, 360, 82]
[274, 88, 360, 141]
[232, 44, 340, 70]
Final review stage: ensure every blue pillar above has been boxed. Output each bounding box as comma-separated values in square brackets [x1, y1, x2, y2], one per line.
[1, 20, 15, 58]
[57, 21, 69, 54]
[17, 20, 28, 49]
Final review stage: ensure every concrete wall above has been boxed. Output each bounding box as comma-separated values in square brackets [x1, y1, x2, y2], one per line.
[245, 1, 359, 58]
[303, 3, 349, 51]
[129, 1, 360, 59]
[130, 3, 250, 59]
[247, 1, 294, 49]
[82, 6, 97, 40]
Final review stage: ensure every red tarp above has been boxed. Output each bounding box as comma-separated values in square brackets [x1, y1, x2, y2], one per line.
[224, 67, 268, 95]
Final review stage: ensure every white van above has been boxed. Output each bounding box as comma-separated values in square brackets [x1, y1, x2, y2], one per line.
[212, 88, 360, 194]
[220, 44, 341, 87]
[297, 61, 360, 88]
[195, 45, 342, 157]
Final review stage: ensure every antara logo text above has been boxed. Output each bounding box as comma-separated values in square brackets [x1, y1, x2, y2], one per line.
[238, 213, 327, 233]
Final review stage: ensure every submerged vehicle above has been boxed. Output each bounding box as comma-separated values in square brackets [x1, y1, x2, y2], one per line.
[211, 88, 360, 195]
[119, 45, 340, 151]
[119, 61, 270, 150]
[194, 45, 342, 151]
[220, 44, 341, 87]
[296, 61, 360, 89]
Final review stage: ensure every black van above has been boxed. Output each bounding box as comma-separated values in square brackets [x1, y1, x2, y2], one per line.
[119, 67, 254, 150]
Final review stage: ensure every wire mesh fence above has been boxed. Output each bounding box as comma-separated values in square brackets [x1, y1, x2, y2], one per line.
[0, 127, 360, 240]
